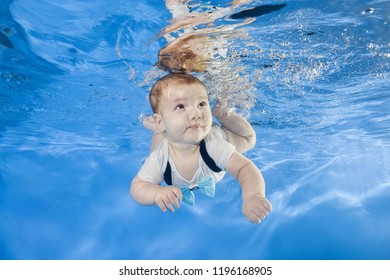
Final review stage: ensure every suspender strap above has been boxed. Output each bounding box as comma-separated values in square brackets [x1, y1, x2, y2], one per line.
[199, 139, 222, 172]
[164, 161, 173, 186]
[163, 139, 222, 185]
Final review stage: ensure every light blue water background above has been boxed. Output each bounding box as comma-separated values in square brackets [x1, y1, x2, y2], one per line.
[1, 0, 390, 259]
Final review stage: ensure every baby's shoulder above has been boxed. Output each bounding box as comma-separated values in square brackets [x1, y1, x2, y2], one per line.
[206, 124, 228, 142]
[149, 137, 169, 163]
[203, 124, 235, 168]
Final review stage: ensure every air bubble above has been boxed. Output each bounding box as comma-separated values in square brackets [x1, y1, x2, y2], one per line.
[366, 43, 376, 49]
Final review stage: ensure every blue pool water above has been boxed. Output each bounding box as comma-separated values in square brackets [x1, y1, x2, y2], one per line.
[1, 0, 390, 260]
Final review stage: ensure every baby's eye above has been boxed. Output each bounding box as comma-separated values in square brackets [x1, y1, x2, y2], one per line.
[175, 104, 185, 110]
[199, 101, 208, 107]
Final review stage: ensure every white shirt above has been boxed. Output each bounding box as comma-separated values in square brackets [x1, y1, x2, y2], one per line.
[137, 125, 235, 187]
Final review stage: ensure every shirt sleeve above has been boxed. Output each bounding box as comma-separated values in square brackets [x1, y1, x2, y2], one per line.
[137, 144, 166, 185]
[205, 125, 236, 170]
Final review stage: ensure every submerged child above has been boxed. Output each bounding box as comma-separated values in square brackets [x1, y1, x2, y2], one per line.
[130, 73, 272, 223]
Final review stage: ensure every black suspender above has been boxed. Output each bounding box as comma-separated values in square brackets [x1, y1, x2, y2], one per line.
[163, 139, 222, 185]
[164, 160, 173, 186]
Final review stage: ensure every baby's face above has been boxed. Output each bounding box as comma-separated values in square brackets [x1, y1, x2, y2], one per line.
[157, 83, 212, 145]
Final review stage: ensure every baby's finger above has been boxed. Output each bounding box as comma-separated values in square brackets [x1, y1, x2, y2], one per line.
[255, 203, 269, 217]
[245, 210, 262, 224]
[259, 212, 267, 221]
[252, 207, 266, 221]
[260, 198, 272, 212]
[161, 196, 175, 212]
[167, 191, 180, 209]
[155, 197, 167, 212]
[173, 188, 183, 202]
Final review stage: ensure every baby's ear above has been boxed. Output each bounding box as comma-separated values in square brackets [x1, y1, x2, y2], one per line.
[153, 113, 165, 132]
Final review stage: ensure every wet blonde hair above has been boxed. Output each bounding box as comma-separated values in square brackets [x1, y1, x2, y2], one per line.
[155, 34, 209, 73]
[149, 73, 206, 114]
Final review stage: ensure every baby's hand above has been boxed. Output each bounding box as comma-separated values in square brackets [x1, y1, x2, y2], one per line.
[211, 99, 229, 116]
[242, 194, 272, 224]
[154, 186, 182, 213]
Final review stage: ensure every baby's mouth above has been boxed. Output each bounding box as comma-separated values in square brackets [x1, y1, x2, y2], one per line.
[187, 124, 201, 130]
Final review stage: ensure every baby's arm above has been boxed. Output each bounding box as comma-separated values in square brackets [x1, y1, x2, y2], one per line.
[131, 176, 182, 212]
[226, 151, 272, 223]
[212, 100, 256, 153]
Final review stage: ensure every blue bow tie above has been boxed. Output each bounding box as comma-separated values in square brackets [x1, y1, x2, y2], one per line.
[180, 177, 215, 206]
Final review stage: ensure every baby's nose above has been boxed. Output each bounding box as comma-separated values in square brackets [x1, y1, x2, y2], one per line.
[191, 107, 202, 120]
